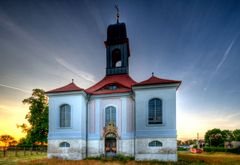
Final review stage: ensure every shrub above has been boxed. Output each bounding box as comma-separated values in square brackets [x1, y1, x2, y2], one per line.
[116, 153, 134, 161]
[177, 147, 189, 151]
[203, 146, 240, 154]
[85, 154, 134, 162]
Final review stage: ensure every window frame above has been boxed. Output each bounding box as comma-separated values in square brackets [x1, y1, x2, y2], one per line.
[59, 104, 71, 128]
[59, 142, 70, 147]
[147, 98, 163, 125]
[148, 140, 163, 147]
[105, 106, 117, 126]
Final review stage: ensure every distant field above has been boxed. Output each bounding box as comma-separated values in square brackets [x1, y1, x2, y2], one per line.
[1, 151, 240, 165]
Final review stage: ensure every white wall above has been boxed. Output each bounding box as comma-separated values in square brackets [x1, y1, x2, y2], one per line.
[134, 86, 177, 136]
[133, 86, 178, 161]
[48, 92, 86, 140]
[88, 95, 134, 140]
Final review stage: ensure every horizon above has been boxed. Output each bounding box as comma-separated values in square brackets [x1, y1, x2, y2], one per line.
[0, 0, 240, 141]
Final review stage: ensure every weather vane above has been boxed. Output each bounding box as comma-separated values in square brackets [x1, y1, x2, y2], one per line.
[115, 4, 119, 23]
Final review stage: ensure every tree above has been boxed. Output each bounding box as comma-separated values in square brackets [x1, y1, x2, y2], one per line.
[233, 129, 240, 141]
[18, 89, 48, 145]
[177, 140, 182, 146]
[0, 135, 16, 147]
[222, 129, 234, 142]
[17, 137, 31, 147]
[204, 128, 224, 147]
[184, 139, 197, 146]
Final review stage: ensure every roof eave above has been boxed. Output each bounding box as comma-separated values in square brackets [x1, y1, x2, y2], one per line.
[46, 90, 87, 97]
[132, 82, 181, 90]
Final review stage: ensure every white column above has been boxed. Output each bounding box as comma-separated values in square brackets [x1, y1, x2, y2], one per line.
[95, 99, 100, 136]
[121, 97, 127, 134]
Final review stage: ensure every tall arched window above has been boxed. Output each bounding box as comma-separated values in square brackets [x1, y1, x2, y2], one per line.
[112, 49, 121, 67]
[60, 104, 71, 127]
[105, 106, 116, 126]
[148, 98, 162, 124]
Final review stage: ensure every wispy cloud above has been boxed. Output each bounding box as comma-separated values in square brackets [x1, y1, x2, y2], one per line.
[55, 57, 95, 83]
[225, 112, 240, 120]
[0, 83, 31, 93]
[203, 34, 239, 91]
[216, 39, 236, 71]
[0, 11, 37, 46]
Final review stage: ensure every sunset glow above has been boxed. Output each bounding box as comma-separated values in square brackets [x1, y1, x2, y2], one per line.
[0, 0, 240, 141]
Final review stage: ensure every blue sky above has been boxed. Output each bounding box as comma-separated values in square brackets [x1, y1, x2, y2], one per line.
[0, 0, 240, 140]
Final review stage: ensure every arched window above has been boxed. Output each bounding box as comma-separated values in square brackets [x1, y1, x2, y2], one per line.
[105, 106, 116, 126]
[112, 49, 121, 67]
[148, 98, 162, 124]
[149, 141, 162, 147]
[59, 142, 70, 147]
[60, 104, 71, 127]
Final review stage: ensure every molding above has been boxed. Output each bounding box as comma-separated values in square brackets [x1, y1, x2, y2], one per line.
[88, 133, 101, 140]
[89, 92, 132, 99]
[121, 132, 134, 139]
[48, 132, 86, 140]
[47, 91, 87, 97]
[132, 83, 179, 91]
[135, 130, 176, 138]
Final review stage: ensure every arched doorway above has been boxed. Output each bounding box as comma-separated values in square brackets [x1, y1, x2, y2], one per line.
[105, 133, 117, 157]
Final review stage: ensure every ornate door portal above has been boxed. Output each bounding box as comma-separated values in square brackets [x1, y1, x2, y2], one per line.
[105, 134, 116, 156]
[104, 123, 118, 157]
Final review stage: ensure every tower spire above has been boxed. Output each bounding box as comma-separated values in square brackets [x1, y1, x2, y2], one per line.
[115, 4, 119, 23]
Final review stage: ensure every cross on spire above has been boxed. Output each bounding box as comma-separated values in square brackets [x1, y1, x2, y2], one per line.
[115, 4, 120, 23]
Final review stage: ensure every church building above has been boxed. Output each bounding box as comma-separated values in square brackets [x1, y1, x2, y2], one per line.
[46, 13, 181, 161]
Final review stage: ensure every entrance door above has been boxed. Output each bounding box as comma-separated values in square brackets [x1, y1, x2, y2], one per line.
[105, 137, 116, 157]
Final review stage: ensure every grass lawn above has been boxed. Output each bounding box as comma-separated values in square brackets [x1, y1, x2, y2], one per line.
[178, 151, 240, 165]
[0, 151, 46, 165]
[1, 151, 240, 165]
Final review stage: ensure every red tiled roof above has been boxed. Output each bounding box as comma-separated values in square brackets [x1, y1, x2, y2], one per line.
[85, 74, 137, 95]
[46, 82, 84, 94]
[133, 75, 181, 87]
[46, 74, 180, 95]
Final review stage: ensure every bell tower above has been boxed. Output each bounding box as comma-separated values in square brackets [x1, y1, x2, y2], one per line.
[105, 7, 130, 75]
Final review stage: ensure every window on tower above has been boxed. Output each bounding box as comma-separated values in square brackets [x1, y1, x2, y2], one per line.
[112, 49, 122, 67]
[148, 98, 162, 124]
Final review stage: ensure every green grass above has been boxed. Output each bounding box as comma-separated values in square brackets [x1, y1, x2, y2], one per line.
[178, 151, 240, 165]
[0, 151, 46, 165]
[0, 151, 240, 165]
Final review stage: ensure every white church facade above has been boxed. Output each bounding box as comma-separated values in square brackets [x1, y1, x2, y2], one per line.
[46, 19, 181, 161]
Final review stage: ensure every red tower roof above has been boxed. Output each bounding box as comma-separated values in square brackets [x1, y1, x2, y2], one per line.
[133, 75, 181, 87]
[46, 82, 84, 94]
[85, 74, 136, 95]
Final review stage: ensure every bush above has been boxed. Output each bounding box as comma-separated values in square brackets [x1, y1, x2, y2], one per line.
[85, 154, 134, 162]
[178, 147, 189, 151]
[203, 146, 240, 154]
[114, 153, 134, 162]
[228, 147, 240, 154]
